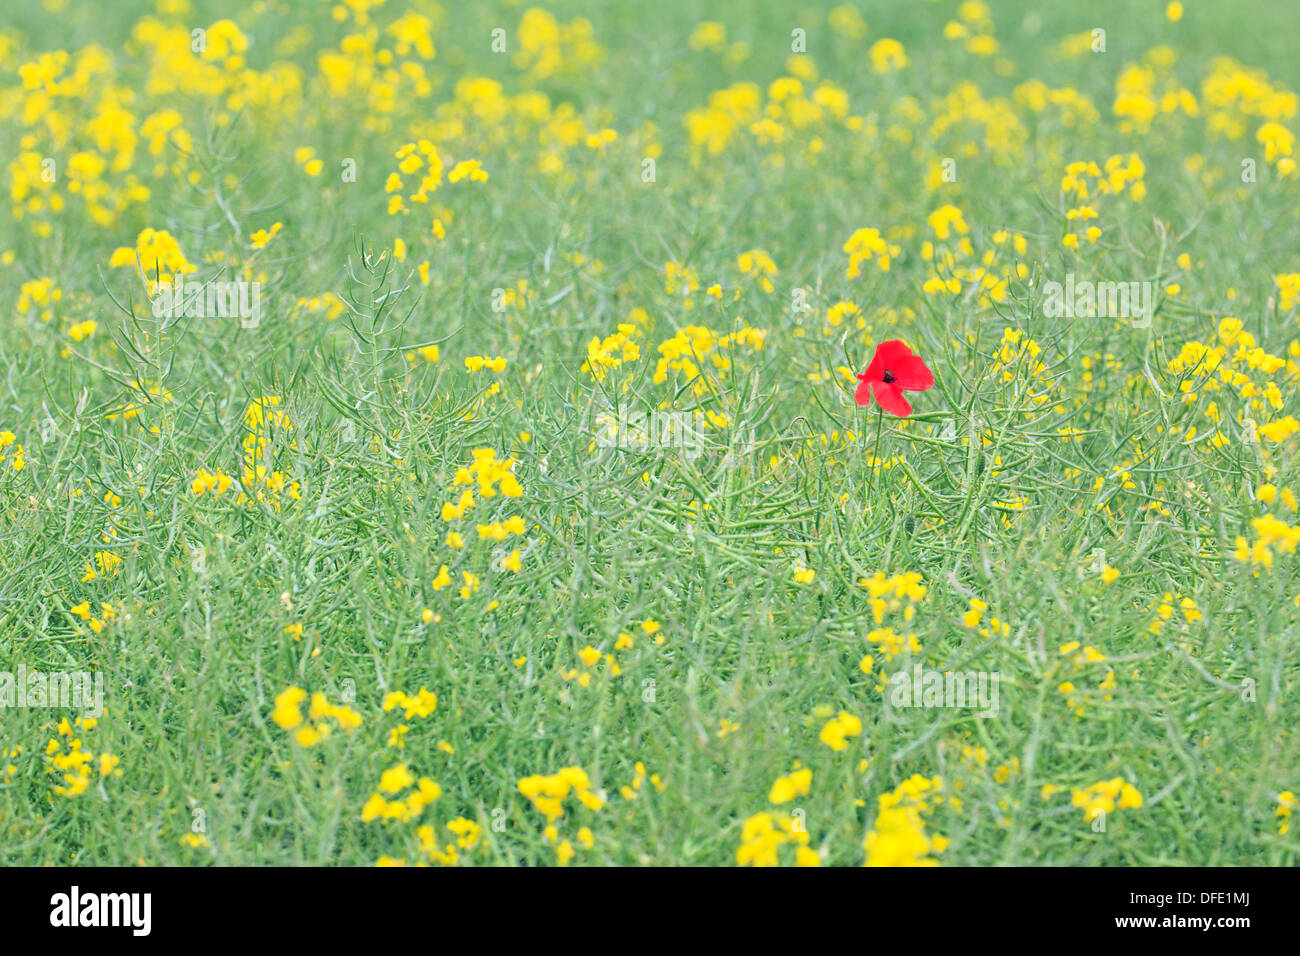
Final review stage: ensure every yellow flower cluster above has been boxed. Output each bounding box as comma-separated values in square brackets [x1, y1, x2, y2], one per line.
[517, 766, 604, 864]
[80, 549, 121, 582]
[927, 203, 969, 241]
[843, 227, 898, 277]
[270, 687, 363, 746]
[959, 595, 1011, 638]
[69, 600, 118, 634]
[386, 139, 445, 214]
[452, 160, 490, 185]
[1201, 56, 1297, 175]
[45, 716, 121, 798]
[105, 380, 171, 426]
[407, 817, 482, 866]
[451, 448, 523, 500]
[317, 19, 434, 131]
[382, 688, 437, 719]
[562, 641, 628, 685]
[513, 7, 604, 82]
[240, 396, 301, 508]
[663, 260, 700, 299]
[1257, 122, 1294, 170]
[825, 300, 862, 328]
[377, 816, 488, 868]
[921, 224, 1025, 304]
[109, 227, 195, 289]
[1069, 777, 1143, 820]
[768, 767, 813, 804]
[818, 711, 863, 752]
[737, 248, 778, 292]
[1276, 273, 1300, 312]
[736, 811, 819, 867]
[1233, 515, 1300, 570]
[1255, 480, 1299, 511]
[869, 38, 908, 74]
[618, 762, 664, 800]
[989, 329, 1052, 408]
[64, 320, 97, 349]
[867, 626, 922, 664]
[518, 766, 605, 823]
[249, 222, 282, 249]
[1055, 642, 1115, 718]
[685, 67, 855, 160]
[652, 323, 767, 395]
[16, 277, 61, 321]
[1113, 52, 1198, 134]
[1, 745, 22, 786]
[7, 45, 155, 232]
[581, 323, 640, 381]
[476, 516, 525, 541]
[0, 430, 25, 472]
[1167, 318, 1297, 450]
[857, 572, 927, 675]
[361, 763, 442, 823]
[860, 571, 928, 613]
[1060, 154, 1146, 248]
[942, 1, 999, 57]
[191, 467, 234, 496]
[863, 774, 949, 866]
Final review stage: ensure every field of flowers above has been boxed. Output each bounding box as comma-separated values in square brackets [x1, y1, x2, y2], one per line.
[0, 0, 1298, 867]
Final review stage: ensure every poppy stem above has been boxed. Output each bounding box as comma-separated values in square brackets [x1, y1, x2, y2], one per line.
[867, 404, 885, 498]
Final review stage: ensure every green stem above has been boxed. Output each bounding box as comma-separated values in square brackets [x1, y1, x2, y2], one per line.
[867, 404, 885, 499]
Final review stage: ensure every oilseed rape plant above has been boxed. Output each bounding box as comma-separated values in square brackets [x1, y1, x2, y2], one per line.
[0, 0, 1298, 871]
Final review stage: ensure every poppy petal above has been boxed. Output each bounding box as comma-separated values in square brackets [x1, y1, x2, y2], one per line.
[871, 380, 913, 417]
[890, 354, 934, 391]
[855, 377, 873, 406]
[874, 340, 916, 368]
[859, 348, 886, 384]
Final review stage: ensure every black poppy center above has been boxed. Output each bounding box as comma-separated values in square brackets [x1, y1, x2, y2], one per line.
[882, 370, 896, 384]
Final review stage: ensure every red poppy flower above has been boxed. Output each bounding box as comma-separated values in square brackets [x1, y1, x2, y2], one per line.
[855, 340, 934, 416]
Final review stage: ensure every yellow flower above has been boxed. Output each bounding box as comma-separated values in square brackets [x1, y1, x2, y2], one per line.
[448, 159, 488, 183]
[1070, 777, 1144, 819]
[863, 774, 947, 866]
[555, 840, 575, 865]
[818, 711, 863, 752]
[961, 598, 987, 628]
[869, 38, 908, 73]
[380, 763, 416, 794]
[249, 222, 283, 249]
[271, 687, 306, 729]
[383, 688, 438, 719]
[768, 768, 813, 804]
